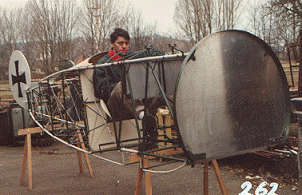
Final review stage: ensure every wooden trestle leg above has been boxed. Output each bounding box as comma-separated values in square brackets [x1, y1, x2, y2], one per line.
[20, 132, 33, 190]
[212, 159, 227, 195]
[19, 127, 94, 190]
[134, 156, 152, 195]
[203, 160, 209, 195]
[203, 159, 228, 195]
[76, 131, 94, 178]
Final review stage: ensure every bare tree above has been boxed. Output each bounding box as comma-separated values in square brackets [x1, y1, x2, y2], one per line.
[215, 0, 241, 30]
[248, 1, 300, 59]
[270, 0, 301, 41]
[0, 8, 24, 80]
[249, 4, 272, 43]
[174, 0, 210, 44]
[25, 0, 78, 75]
[174, 0, 241, 44]
[126, 9, 158, 51]
[271, 0, 302, 18]
[79, 0, 130, 56]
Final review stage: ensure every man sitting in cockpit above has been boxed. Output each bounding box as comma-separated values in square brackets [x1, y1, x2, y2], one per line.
[93, 28, 164, 149]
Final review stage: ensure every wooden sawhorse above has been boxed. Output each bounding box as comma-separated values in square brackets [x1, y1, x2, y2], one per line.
[18, 127, 93, 190]
[131, 155, 227, 195]
[133, 157, 227, 195]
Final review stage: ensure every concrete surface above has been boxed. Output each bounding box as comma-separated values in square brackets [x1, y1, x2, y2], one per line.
[0, 141, 299, 195]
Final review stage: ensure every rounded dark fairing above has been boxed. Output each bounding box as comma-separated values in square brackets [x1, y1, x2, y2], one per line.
[175, 30, 291, 161]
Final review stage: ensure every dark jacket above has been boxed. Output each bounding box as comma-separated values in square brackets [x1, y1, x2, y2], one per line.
[93, 49, 165, 101]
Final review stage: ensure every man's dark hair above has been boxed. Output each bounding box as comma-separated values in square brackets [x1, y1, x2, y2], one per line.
[110, 28, 130, 43]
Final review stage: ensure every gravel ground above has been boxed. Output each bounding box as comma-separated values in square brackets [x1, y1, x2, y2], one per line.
[0, 141, 299, 195]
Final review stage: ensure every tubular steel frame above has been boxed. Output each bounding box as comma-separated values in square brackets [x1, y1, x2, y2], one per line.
[27, 52, 189, 171]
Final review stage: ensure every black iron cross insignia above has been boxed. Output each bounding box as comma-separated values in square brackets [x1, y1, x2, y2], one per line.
[11, 60, 26, 98]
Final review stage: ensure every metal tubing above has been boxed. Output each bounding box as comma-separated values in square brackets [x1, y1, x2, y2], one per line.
[150, 64, 174, 119]
[298, 30, 302, 96]
[35, 53, 186, 85]
[83, 102, 107, 120]
[144, 160, 179, 169]
[98, 138, 139, 147]
[147, 145, 180, 153]
[61, 73, 70, 141]
[29, 111, 85, 128]
[125, 64, 142, 141]
[160, 61, 167, 93]
[298, 115, 302, 193]
[104, 67, 119, 148]
[47, 78, 54, 132]
[144, 62, 150, 108]
[287, 47, 295, 87]
[141, 152, 186, 162]
[78, 69, 89, 136]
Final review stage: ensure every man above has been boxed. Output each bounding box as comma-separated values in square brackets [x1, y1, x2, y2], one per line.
[93, 28, 164, 117]
[93, 28, 163, 149]
[93, 28, 131, 104]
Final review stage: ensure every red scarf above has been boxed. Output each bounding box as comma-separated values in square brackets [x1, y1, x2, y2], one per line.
[108, 49, 122, 61]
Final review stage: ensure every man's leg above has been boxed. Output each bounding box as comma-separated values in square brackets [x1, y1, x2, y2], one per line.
[109, 81, 143, 119]
[109, 82, 158, 150]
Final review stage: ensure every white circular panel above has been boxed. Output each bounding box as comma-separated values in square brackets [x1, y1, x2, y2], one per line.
[9, 50, 31, 108]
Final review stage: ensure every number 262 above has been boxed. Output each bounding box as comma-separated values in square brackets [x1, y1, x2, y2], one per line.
[239, 181, 278, 195]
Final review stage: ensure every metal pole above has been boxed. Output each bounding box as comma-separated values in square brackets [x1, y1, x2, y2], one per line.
[287, 46, 295, 87]
[298, 114, 302, 193]
[297, 30, 302, 96]
[298, 29, 302, 194]
[90, 5, 101, 53]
